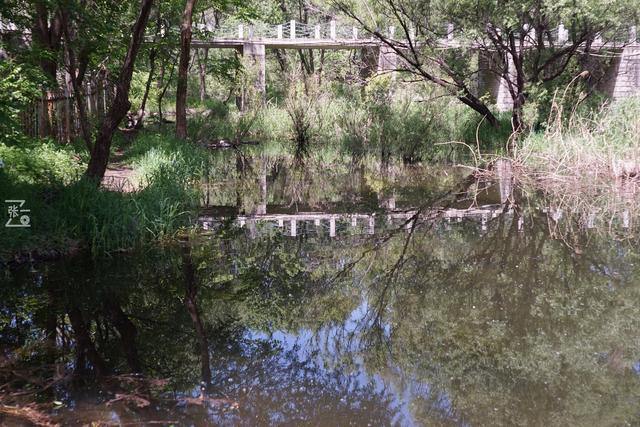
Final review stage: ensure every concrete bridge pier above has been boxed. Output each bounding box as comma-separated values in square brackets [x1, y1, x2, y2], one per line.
[378, 45, 398, 73]
[477, 51, 501, 104]
[478, 51, 515, 111]
[610, 45, 640, 99]
[496, 52, 516, 112]
[495, 159, 513, 205]
[478, 41, 640, 110]
[360, 47, 380, 79]
[360, 45, 399, 79]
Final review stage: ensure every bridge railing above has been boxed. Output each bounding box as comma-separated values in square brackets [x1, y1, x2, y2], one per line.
[198, 19, 379, 41]
[199, 19, 639, 46]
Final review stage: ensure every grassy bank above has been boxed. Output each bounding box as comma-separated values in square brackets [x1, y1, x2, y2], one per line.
[0, 136, 204, 263]
[4, 89, 636, 264]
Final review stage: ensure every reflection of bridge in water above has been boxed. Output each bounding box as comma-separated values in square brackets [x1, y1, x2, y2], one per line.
[199, 159, 636, 236]
[199, 205, 519, 237]
[200, 204, 634, 237]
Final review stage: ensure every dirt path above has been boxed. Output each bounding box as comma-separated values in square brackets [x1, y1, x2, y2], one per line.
[102, 142, 137, 192]
[103, 164, 136, 192]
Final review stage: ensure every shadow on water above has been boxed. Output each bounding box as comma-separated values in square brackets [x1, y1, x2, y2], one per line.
[2, 156, 640, 426]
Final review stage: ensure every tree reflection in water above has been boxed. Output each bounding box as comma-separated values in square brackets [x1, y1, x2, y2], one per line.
[1, 160, 640, 426]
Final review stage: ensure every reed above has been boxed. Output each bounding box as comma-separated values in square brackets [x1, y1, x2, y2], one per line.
[516, 96, 640, 181]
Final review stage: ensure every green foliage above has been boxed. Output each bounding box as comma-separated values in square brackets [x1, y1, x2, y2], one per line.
[0, 60, 41, 142]
[193, 76, 510, 161]
[0, 141, 84, 185]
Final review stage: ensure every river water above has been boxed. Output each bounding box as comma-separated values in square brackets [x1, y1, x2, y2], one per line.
[2, 156, 640, 426]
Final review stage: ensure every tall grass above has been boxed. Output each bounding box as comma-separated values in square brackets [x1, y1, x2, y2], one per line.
[517, 96, 640, 179]
[509, 96, 640, 242]
[180, 76, 511, 162]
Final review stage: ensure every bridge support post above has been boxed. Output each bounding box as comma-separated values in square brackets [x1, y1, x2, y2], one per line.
[497, 52, 515, 111]
[610, 45, 640, 100]
[495, 159, 513, 205]
[477, 50, 514, 111]
[257, 165, 267, 215]
[360, 46, 380, 79]
[378, 45, 398, 73]
[360, 45, 398, 79]
[239, 42, 266, 110]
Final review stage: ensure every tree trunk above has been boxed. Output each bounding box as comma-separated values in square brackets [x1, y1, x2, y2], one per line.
[68, 305, 108, 377]
[85, 0, 154, 181]
[134, 48, 156, 129]
[175, 0, 198, 139]
[158, 59, 176, 123]
[32, 3, 63, 138]
[61, 11, 92, 151]
[103, 296, 142, 373]
[135, 8, 162, 129]
[459, 94, 499, 128]
[196, 48, 208, 102]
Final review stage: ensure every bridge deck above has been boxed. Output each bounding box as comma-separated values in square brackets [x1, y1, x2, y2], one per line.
[192, 38, 637, 50]
[192, 38, 381, 49]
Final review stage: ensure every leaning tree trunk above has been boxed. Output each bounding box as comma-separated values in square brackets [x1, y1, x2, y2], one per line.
[175, 0, 198, 139]
[182, 245, 212, 388]
[85, 0, 154, 181]
[158, 59, 176, 123]
[134, 48, 157, 129]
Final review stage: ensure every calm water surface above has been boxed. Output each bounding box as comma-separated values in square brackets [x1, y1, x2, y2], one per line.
[2, 157, 640, 426]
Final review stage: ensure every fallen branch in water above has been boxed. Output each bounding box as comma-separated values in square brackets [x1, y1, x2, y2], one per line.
[200, 139, 260, 149]
[107, 393, 151, 408]
[0, 403, 59, 427]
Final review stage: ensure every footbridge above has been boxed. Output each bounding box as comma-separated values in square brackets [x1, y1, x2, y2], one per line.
[193, 20, 640, 110]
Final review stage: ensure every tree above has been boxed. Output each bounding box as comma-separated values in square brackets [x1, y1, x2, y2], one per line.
[86, 0, 155, 180]
[336, 0, 500, 128]
[30, 1, 64, 137]
[175, 0, 198, 140]
[440, 0, 639, 133]
[134, 5, 163, 129]
[60, 7, 92, 150]
[337, 0, 638, 135]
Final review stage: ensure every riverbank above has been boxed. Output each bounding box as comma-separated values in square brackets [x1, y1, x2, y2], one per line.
[2, 95, 639, 265]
